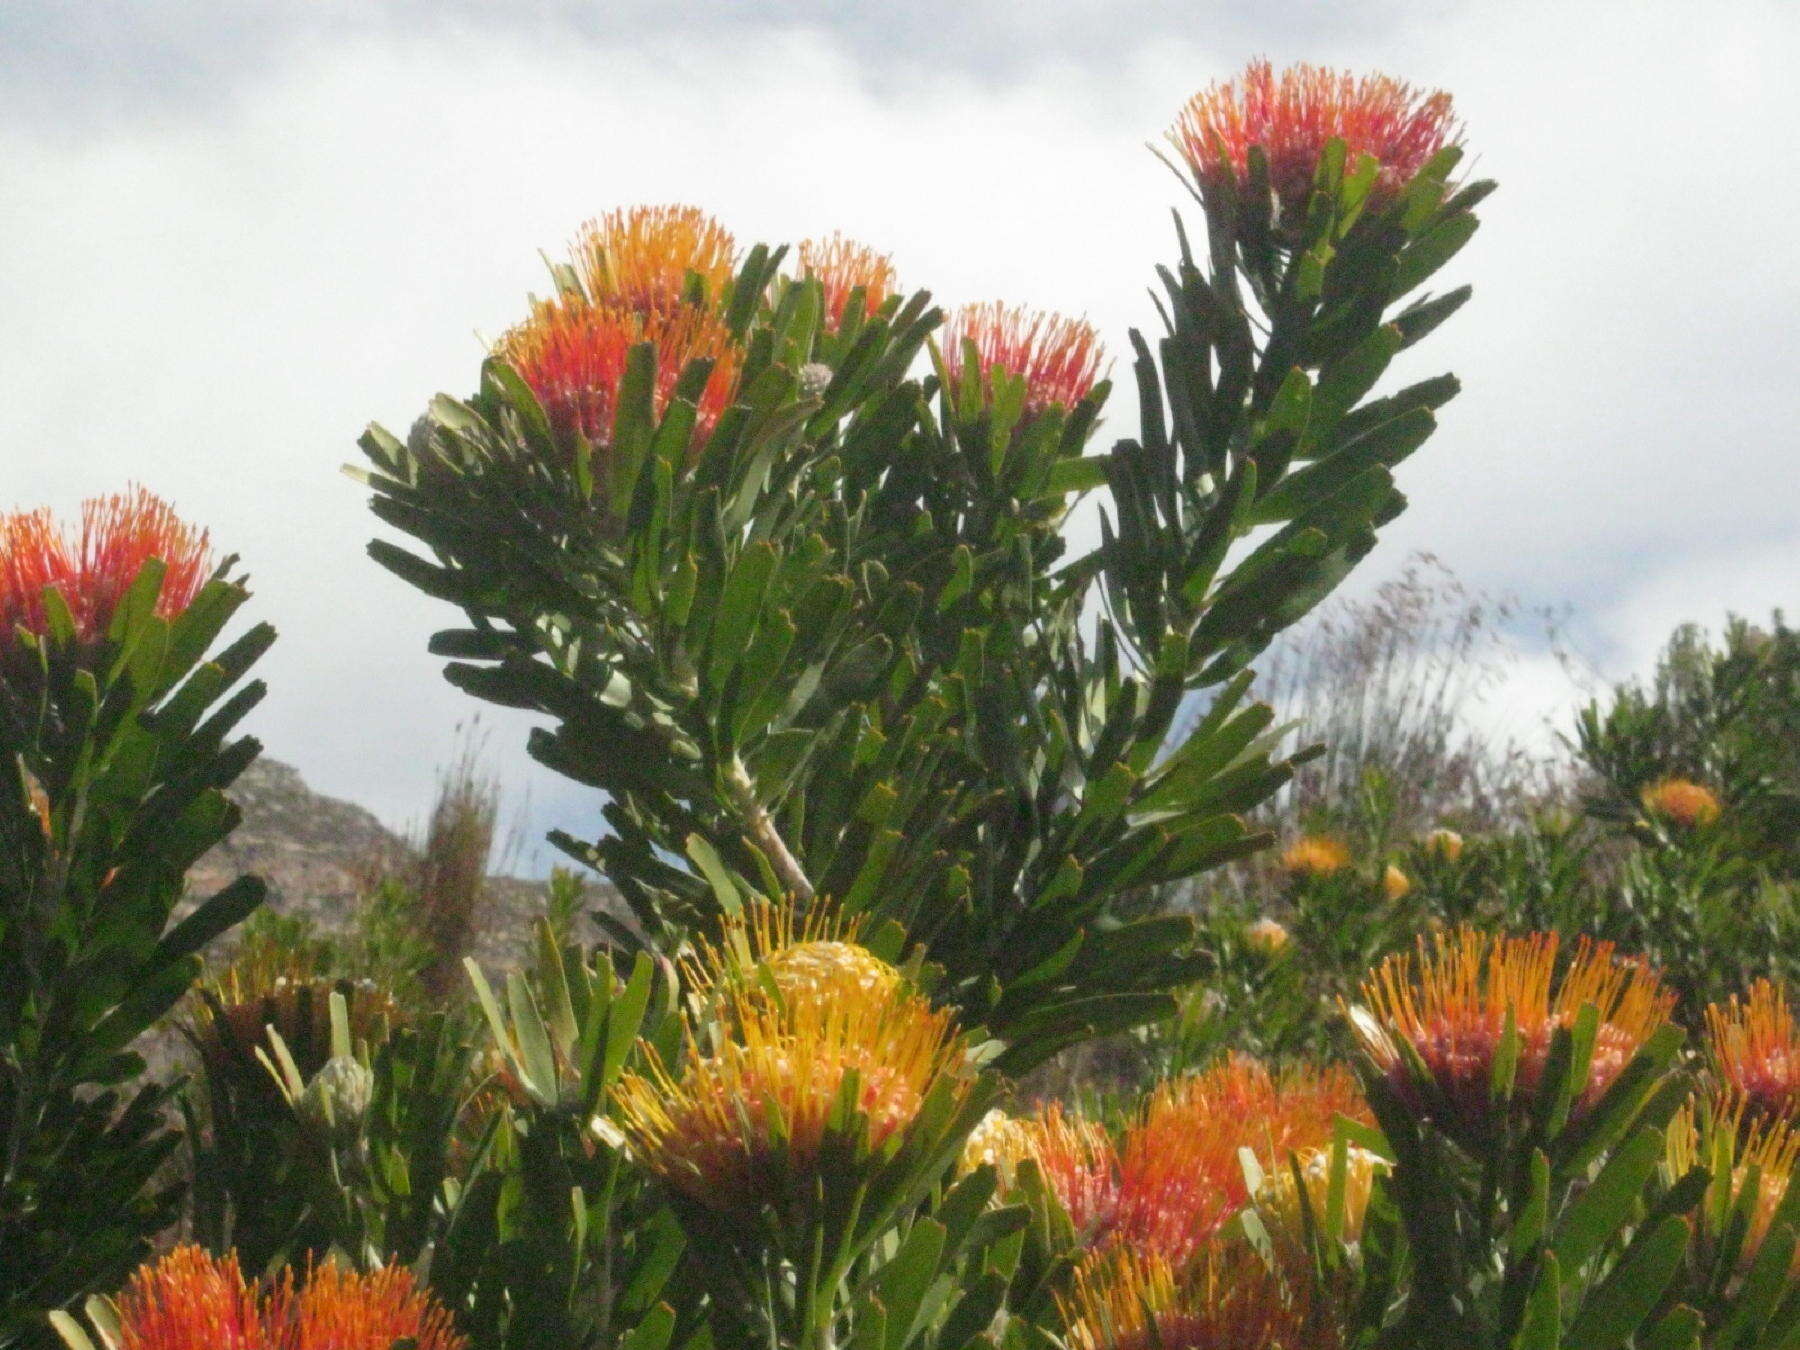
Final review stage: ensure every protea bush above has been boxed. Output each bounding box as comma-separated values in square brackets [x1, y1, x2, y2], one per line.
[13, 49, 1800, 1350]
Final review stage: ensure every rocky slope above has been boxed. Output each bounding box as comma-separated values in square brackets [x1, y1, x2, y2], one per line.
[188, 757, 610, 968]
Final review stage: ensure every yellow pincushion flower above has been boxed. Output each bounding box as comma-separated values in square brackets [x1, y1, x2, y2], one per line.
[1244, 917, 1291, 954]
[612, 902, 970, 1216]
[959, 1104, 1119, 1236]
[1667, 1095, 1800, 1277]
[1423, 827, 1464, 861]
[1640, 777, 1722, 829]
[1257, 1143, 1388, 1247]
[1281, 835, 1351, 878]
[1382, 864, 1411, 901]
[1061, 1243, 1339, 1350]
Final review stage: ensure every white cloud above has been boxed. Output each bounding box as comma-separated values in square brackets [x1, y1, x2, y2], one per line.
[2, 4, 1795, 865]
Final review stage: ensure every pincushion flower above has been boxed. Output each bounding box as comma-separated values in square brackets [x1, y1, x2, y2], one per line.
[1667, 1096, 1800, 1278]
[959, 1103, 1120, 1236]
[799, 232, 898, 329]
[1281, 835, 1351, 878]
[1423, 827, 1464, 861]
[1707, 979, 1800, 1123]
[499, 300, 741, 458]
[1, 489, 213, 653]
[1382, 864, 1412, 902]
[1349, 929, 1674, 1143]
[1245, 916, 1291, 954]
[683, 896, 903, 1015]
[1168, 59, 1458, 232]
[108, 1246, 264, 1350]
[91, 1246, 465, 1350]
[1641, 776, 1722, 829]
[186, 938, 398, 1106]
[572, 204, 738, 313]
[1062, 1243, 1338, 1350]
[1257, 1143, 1388, 1248]
[940, 302, 1106, 418]
[267, 1259, 466, 1350]
[1113, 1056, 1368, 1264]
[612, 906, 970, 1217]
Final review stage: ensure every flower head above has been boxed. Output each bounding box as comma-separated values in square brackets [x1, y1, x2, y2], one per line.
[941, 302, 1105, 418]
[1707, 979, 1800, 1123]
[499, 300, 740, 457]
[1168, 59, 1459, 230]
[612, 905, 969, 1216]
[1114, 1056, 1367, 1265]
[799, 233, 898, 329]
[186, 938, 397, 1109]
[267, 1259, 466, 1350]
[1281, 835, 1351, 878]
[960, 1103, 1119, 1236]
[572, 205, 738, 313]
[1641, 777, 1722, 829]
[1667, 1095, 1800, 1278]
[112, 1246, 263, 1350]
[1382, 864, 1412, 901]
[1257, 1143, 1388, 1248]
[1350, 929, 1674, 1142]
[1245, 916, 1291, 955]
[1, 489, 213, 652]
[1062, 1243, 1338, 1350]
[1423, 828, 1465, 861]
[103, 1247, 465, 1350]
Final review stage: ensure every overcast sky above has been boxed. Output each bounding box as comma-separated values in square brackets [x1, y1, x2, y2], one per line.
[3, 1, 1795, 869]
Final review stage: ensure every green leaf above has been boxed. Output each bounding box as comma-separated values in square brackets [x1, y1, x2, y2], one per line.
[1563, 1215, 1688, 1350]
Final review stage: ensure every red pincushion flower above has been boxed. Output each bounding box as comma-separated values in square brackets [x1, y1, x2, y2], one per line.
[1113, 1055, 1367, 1265]
[0, 488, 213, 650]
[941, 302, 1106, 418]
[799, 233, 899, 330]
[500, 300, 741, 455]
[1169, 59, 1459, 229]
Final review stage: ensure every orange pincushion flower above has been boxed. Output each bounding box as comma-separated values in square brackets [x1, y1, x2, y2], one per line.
[1707, 979, 1800, 1122]
[612, 905, 969, 1215]
[267, 1260, 465, 1350]
[1113, 1055, 1368, 1264]
[1350, 929, 1674, 1141]
[1062, 1243, 1338, 1350]
[1281, 835, 1351, 877]
[104, 1247, 465, 1350]
[799, 233, 898, 329]
[113, 1245, 264, 1350]
[941, 302, 1106, 417]
[573, 204, 738, 312]
[961, 1104, 1120, 1235]
[499, 300, 741, 455]
[1168, 59, 1458, 228]
[1, 489, 213, 651]
[1641, 777, 1722, 829]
